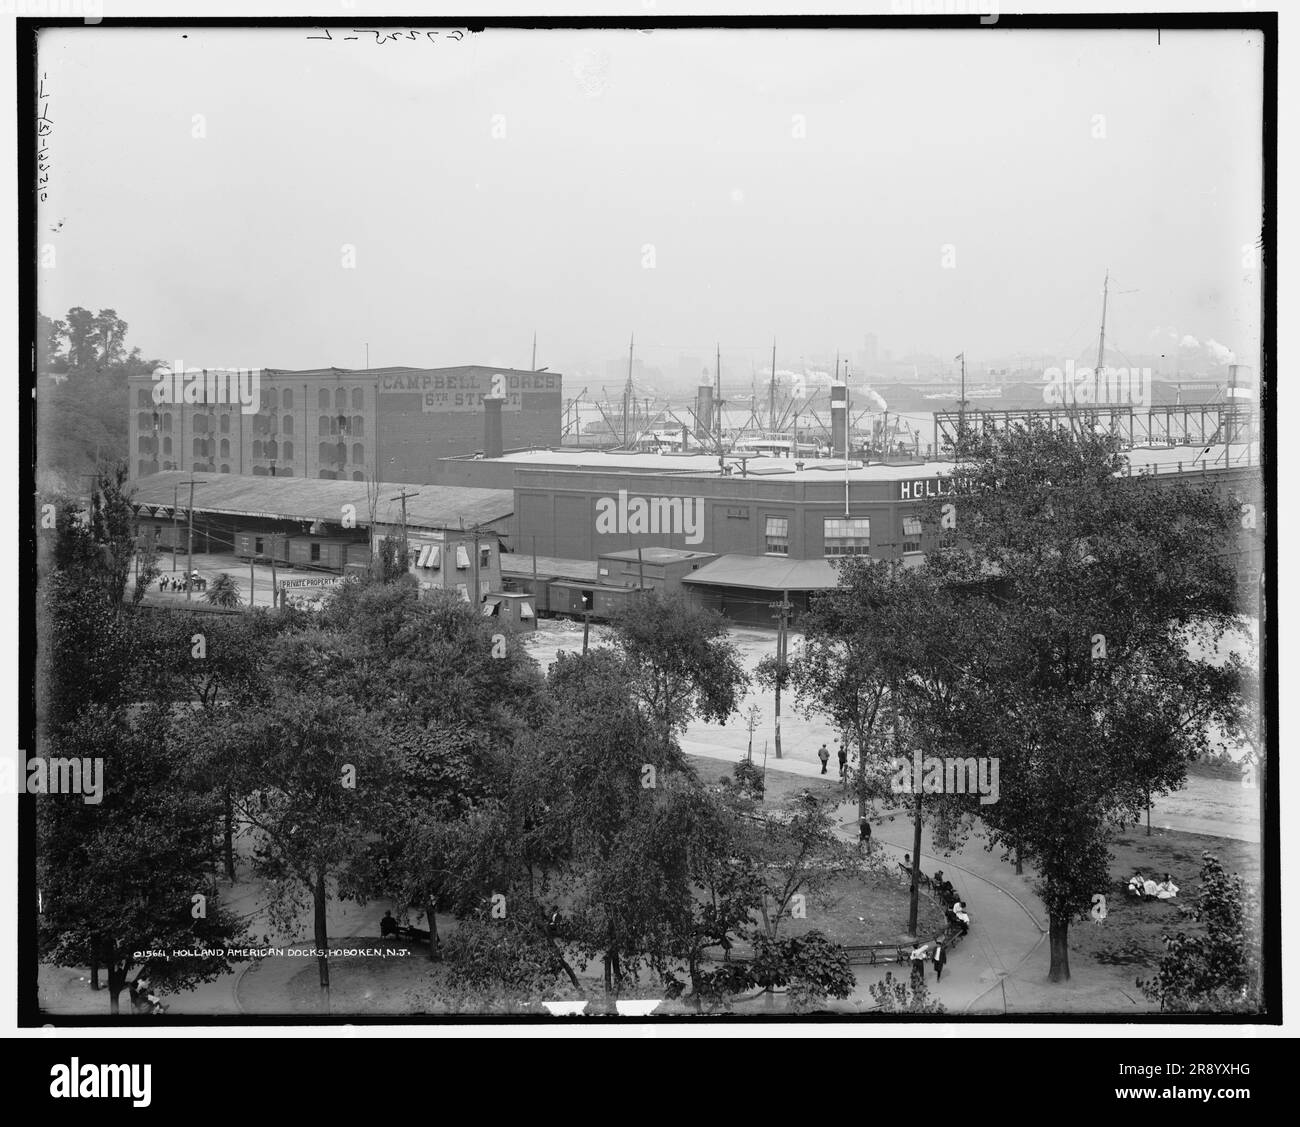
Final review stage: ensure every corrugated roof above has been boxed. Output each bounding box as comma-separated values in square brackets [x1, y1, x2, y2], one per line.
[681, 554, 843, 591]
[500, 555, 598, 582]
[128, 471, 512, 529]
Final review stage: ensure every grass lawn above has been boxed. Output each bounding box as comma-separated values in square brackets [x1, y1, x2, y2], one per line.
[1069, 828, 1260, 977]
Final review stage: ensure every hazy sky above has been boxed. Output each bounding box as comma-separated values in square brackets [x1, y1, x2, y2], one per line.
[37, 25, 1263, 381]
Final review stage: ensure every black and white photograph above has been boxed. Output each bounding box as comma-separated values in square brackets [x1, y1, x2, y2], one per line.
[14, 3, 1282, 1058]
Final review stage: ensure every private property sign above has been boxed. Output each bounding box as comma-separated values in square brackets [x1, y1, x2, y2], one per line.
[278, 577, 344, 591]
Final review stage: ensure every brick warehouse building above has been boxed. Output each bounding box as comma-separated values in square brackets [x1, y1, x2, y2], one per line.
[128, 364, 562, 483]
[437, 444, 1264, 626]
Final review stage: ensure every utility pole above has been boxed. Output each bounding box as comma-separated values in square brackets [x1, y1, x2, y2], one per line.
[365, 342, 370, 370]
[389, 489, 420, 561]
[270, 533, 279, 609]
[957, 351, 967, 462]
[181, 478, 205, 601]
[769, 338, 777, 432]
[172, 485, 179, 572]
[624, 334, 634, 448]
[769, 592, 793, 759]
[532, 331, 538, 371]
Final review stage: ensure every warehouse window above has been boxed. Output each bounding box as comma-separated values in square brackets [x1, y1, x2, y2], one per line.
[254, 537, 264, 554]
[455, 544, 471, 570]
[311, 543, 321, 562]
[765, 516, 789, 555]
[824, 517, 871, 556]
[220, 439, 230, 458]
[335, 388, 348, 412]
[352, 443, 364, 464]
[163, 437, 172, 455]
[352, 388, 364, 410]
[283, 389, 293, 410]
[137, 389, 152, 407]
[220, 413, 230, 434]
[283, 414, 294, 435]
[479, 546, 491, 568]
[162, 412, 173, 432]
[427, 546, 441, 570]
[353, 471, 364, 481]
[252, 440, 263, 458]
[319, 389, 330, 409]
[221, 465, 231, 474]
[902, 516, 923, 554]
[352, 415, 364, 437]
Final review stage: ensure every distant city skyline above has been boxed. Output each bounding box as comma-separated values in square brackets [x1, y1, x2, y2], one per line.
[38, 27, 1263, 391]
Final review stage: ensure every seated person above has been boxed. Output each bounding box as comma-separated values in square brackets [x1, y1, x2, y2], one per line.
[1127, 872, 1148, 899]
[1154, 874, 1179, 900]
[950, 899, 971, 933]
[380, 910, 401, 938]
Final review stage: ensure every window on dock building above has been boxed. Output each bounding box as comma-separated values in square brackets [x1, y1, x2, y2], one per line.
[823, 517, 871, 557]
[765, 516, 790, 555]
[902, 516, 923, 554]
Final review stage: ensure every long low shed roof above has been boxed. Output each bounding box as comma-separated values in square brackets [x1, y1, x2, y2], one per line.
[681, 554, 842, 591]
[128, 471, 513, 529]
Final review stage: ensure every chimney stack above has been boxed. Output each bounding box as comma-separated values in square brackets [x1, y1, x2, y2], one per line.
[484, 395, 504, 459]
[830, 381, 848, 459]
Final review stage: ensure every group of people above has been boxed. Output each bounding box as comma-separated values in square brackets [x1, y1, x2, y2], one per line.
[157, 571, 206, 593]
[128, 973, 165, 1015]
[909, 939, 948, 984]
[895, 856, 971, 938]
[816, 741, 852, 782]
[1128, 872, 1179, 901]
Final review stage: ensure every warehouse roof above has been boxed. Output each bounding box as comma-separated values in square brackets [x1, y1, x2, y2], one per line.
[128, 471, 513, 528]
[484, 441, 1243, 482]
[500, 555, 599, 582]
[681, 554, 843, 591]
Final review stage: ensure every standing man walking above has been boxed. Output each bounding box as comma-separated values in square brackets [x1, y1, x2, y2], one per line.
[818, 743, 830, 774]
[932, 941, 947, 982]
[837, 742, 848, 782]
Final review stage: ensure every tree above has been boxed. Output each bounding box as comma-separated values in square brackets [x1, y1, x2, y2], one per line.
[205, 630, 388, 1010]
[1138, 852, 1262, 1013]
[37, 307, 158, 482]
[804, 559, 995, 933]
[921, 421, 1246, 982]
[749, 930, 856, 1012]
[607, 590, 749, 754]
[750, 791, 861, 944]
[36, 704, 246, 1013]
[204, 572, 242, 608]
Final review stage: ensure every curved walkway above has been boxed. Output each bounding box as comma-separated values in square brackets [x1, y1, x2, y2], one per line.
[682, 736, 1051, 1012]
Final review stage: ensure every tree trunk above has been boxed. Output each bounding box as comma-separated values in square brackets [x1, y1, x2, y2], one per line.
[1014, 847, 1023, 876]
[1048, 913, 1071, 982]
[426, 900, 440, 962]
[107, 962, 125, 1015]
[89, 936, 100, 990]
[603, 954, 613, 994]
[908, 793, 923, 935]
[223, 792, 236, 881]
[313, 870, 330, 1010]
